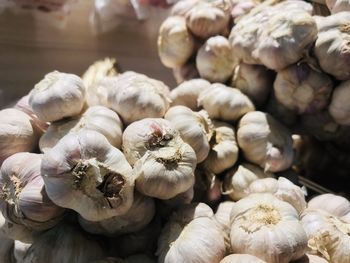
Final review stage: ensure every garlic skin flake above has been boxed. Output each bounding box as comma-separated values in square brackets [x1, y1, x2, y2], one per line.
[220, 254, 267, 263]
[41, 130, 134, 221]
[29, 71, 86, 122]
[329, 80, 350, 125]
[237, 111, 294, 172]
[230, 193, 308, 263]
[107, 72, 171, 124]
[39, 105, 123, 152]
[198, 83, 255, 122]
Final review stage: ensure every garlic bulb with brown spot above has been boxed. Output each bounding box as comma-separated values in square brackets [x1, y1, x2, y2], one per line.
[308, 194, 350, 218]
[326, 0, 350, 13]
[198, 83, 255, 122]
[106, 72, 171, 124]
[0, 108, 41, 165]
[220, 254, 267, 263]
[329, 80, 350, 125]
[158, 16, 195, 68]
[274, 63, 333, 114]
[157, 203, 225, 263]
[196, 36, 237, 83]
[29, 71, 85, 122]
[223, 163, 274, 201]
[164, 106, 213, 163]
[0, 153, 64, 231]
[231, 63, 274, 107]
[301, 209, 350, 262]
[202, 121, 239, 174]
[41, 130, 134, 221]
[237, 111, 294, 172]
[79, 192, 155, 236]
[230, 193, 308, 263]
[39, 105, 123, 152]
[314, 12, 350, 80]
[170, 78, 211, 110]
[22, 224, 106, 263]
[294, 254, 328, 263]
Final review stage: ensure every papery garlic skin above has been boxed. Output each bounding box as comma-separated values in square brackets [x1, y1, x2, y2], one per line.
[198, 83, 255, 122]
[107, 72, 171, 124]
[0, 108, 40, 165]
[164, 106, 213, 163]
[326, 0, 350, 13]
[202, 121, 239, 174]
[274, 63, 333, 114]
[41, 130, 134, 221]
[308, 194, 350, 218]
[0, 152, 64, 231]
[329, 80, 350, 125]
[0, 211, 34, 243]
[29, 71, 85, 122]
[220, 254, 267, 263]
[158, 16, 195, 68]
[223, 163, 274, 201]
[170, 78, 211, 110]
[237, 111, 294, 172]
[230, 193, 308, 263]
[79, 192, 155, 236]
[39, 105, 123, 152]
[196, 36, 237, 83]
[301, 209, 350, 263]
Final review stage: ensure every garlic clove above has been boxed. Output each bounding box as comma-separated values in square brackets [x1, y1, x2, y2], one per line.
[329, 80, 350, 125]
[220, 254, 267, 263]
[29, 71, 86, 122]
[308, 194, 350, 218]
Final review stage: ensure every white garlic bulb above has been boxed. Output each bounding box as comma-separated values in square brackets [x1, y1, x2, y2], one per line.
[196, 36, 237, 83]
[237, 111, 294, 172]
[79, 192, 155, 236]
[308, 194, 350, 218]
[107, 72, 171, 124]
[0, 152, 64, 231]
[301, 209, 350, 262]
[198, 83, 255, 122]
[29, 71, 85, 122]
[248, 177, 307, 214]
[164, 106, 213, 163]
[231, 0, 257, 21]
[158, 16, 195, 68]
[231, 63, 273, 107]
[0, 237, 13, 263]
[0, 108, 41, 165]
[22, 224, 106, 263]
[223, 163, 274, 201]
[0, 211, 34, 243]
[202, 121, 239, 174]
[230, 193, 308, 263]
[13, 240, 31, 263]
[39, 105, 123, 152]
[326, 0, 350, 13]
[170, 78, 211, 110]
[274, 62, 333, 114]
[157, 203, 226, 263]
[41, 130, 134, 221]
[314, 12, 350, 80]
[329, 80, 350, 125]
[220, 254, 267, 263]
[215, 201, 235, 233]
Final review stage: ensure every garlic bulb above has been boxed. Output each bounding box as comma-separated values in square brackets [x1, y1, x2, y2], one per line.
[314, 12, 350, 80]
[0, 152, 64, 231]
[164, 106, 213, 163]
[231, 0, 258, 21]
[171, 0, 200, 16]
[0, 108, 40, 165]
[308, 194, 350, 218]
[237, 111, 294, 172]
[14, 240, 31, 263]
[248, 177, 307, 214]
[198, 83, 255, 122]
[220, 254, 267, 263]
[106, 72, 171, 124]
[223, 163, 274, 201]
[301, 209, 350, 262]
[0, 237, 13, 263]
[231, 63, 273, 107]
[0, 211, 34, 243]
[22, 224, 106, 263]
[329, 80, 350, 125]
[79, 192, 155, 236]
[158, 16, 195, 68]
[170, 78, 211, 110]
[230, 193, 308, 263]
[157, 203, 225, 263]
[41, 130, 134, 221]
[294, 254, 328, 263]
[215, 201, 235, 232]
[202, 121, 239, 174]
[274, 62, 333, 114]
[29, 71, 85, 122]
[39, 105, 123, 152]
[161, 186, 194, 208]
[196, 36, 237, 83]
[326, 0, 350, 13]
[172, 61, 200, 84]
